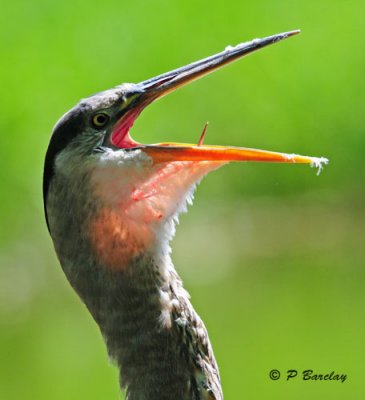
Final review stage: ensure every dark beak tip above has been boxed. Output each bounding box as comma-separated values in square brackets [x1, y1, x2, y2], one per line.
[260, 29, 301, 47]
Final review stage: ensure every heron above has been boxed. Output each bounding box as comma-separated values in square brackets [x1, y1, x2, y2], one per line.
[43, 30, 327, 399]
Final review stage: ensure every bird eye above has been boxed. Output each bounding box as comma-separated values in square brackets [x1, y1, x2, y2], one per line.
[92, 113, 110, 128]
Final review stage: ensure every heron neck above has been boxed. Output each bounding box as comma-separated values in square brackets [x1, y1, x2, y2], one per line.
[88, 253, 205, 399]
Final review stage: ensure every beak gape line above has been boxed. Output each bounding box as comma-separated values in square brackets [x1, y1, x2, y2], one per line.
[109, 30, 328, 173]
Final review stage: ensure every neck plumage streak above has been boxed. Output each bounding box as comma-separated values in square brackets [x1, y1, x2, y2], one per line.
[47, 148, 222, 399]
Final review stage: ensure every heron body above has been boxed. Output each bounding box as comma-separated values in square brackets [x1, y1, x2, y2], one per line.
[46, 135, 222, 399]
[44, 31, 327, 399]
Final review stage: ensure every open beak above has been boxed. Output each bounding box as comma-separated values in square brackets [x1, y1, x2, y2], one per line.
[111, 30, 328, 171]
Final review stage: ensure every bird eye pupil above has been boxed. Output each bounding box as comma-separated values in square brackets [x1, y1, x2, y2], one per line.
[92, 113, 109, 128]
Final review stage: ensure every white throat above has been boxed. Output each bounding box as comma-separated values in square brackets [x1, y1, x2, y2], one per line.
[87, 148, 223, 272]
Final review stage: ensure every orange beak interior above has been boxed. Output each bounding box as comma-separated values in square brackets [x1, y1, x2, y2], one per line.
[142, 142, 328, 171]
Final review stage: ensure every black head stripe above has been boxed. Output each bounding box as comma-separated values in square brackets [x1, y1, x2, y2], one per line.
[43, 106, 86, 230]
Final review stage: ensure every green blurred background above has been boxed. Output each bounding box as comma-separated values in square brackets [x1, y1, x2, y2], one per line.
[1, 0, 364, 399]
